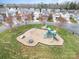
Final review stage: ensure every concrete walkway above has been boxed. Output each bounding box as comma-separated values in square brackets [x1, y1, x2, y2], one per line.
[0, 25, 8, 32]
[0, 22, 79, 36]
[0, 21, 41, 33]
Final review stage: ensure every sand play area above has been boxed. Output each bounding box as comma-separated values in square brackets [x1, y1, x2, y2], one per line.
[17, 28, 64, 46]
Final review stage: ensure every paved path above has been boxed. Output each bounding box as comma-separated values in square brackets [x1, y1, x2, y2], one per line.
[0, 25, 8, 32]
[0, 22, 79, 36]
[0, 22, 41, 33]
[60, 23, 79, 35]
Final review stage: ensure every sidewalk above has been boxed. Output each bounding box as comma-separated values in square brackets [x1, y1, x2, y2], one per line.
[0, 25, 8, 32]
[0, 22, 79, 36]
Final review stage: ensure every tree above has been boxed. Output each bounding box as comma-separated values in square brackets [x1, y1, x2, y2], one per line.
[69, 2, 77, 9]
[64, 2, 77, 10]
[64, 2, 70, 10]
[38, 2, 48, 9]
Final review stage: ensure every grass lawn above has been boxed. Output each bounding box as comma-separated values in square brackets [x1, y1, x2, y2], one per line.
[0, 24, 79, 59]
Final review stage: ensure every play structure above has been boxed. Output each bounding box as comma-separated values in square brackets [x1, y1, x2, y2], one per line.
[43, 25, 56, 39]
[17, 25, 64, 46]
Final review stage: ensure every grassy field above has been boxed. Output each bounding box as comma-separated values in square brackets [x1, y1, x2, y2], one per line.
[0, 24, 79, 59]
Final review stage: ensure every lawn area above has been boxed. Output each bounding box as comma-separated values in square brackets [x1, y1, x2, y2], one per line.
[0, 24, 79, 59]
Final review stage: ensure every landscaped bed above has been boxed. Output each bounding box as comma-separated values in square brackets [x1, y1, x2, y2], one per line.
[0, 24, 79, 59]
[70, 16, 77, 23]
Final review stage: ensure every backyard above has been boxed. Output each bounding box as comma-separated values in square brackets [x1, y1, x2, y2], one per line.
[0, 24, 79, 59]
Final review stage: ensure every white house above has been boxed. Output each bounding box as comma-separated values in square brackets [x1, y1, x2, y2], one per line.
[53, 13, 60, 22]
[8, 8, 17, 16]
[63, 12, 71, 23]
[33, 10, 40, 22]
[47, 9, 52, 13]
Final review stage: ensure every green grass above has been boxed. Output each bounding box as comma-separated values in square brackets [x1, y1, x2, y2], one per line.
[0, 24, 79, 59]
[48, 19, 54, 22]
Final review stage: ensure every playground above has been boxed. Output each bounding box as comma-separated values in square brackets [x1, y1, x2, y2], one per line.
[17, 27, 64, 46]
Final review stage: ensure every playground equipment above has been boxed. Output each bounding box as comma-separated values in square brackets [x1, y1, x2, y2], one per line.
[43, 25, 57, 40]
